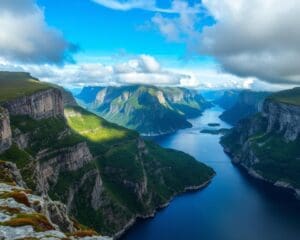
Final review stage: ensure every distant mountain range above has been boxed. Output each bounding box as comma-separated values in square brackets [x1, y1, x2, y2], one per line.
[76, 85, 211, 135]
[215, 90, 271, 125]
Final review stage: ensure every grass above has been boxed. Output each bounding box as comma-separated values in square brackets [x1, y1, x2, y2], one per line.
[268, 87, 300, 106]
[0, 191, 31, 207]
[1, 213, 54, 232]
[65, 106, 138, 145]
[0, 206, 21, 215]
[0, 72, 53, 102]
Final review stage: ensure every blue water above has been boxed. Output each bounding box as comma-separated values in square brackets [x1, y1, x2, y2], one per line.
[122, 107, 300, 240]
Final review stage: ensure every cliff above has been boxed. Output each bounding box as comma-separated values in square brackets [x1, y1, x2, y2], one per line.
[0, 107, 12, 153]
[0, 71, 215, 237]
[221, 87, 300, 198]
[2, 88, 64, 120]
[219, 90, 271, 125]
[76, 85, 210, 135]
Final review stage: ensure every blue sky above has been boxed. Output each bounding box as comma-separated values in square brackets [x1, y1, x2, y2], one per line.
[37, 0, 213, 62]
[0, 0, 298, 90]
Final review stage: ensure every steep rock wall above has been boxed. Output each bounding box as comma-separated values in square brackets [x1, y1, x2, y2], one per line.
[0, 107, 12, 153]
[2, 88, 63, 120]
[262, 99, 300, 141]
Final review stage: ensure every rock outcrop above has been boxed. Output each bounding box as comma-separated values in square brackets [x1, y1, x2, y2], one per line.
[0, 163, 111, 240]
[2, 88, 64, 120]
[36, 142, 94, 194]
[0, 107, 12, 153]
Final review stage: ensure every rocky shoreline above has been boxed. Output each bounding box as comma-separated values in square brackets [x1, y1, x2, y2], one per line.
[114, 176, 215, 239]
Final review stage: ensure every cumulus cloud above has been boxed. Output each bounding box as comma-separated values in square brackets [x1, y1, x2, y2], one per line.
[0, 0, 76, 64]
[199, 0, 300, 84]
[0, 55, 189, 87]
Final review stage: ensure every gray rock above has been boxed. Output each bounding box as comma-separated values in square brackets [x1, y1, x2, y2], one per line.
[2, 88, 63, 120]
[0, 107, 12, 154]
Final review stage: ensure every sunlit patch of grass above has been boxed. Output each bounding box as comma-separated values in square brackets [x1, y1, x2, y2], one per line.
[64, 107, 137, 144]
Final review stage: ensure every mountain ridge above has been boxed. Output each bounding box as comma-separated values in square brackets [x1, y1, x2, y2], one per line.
[76, 85, 211, 136]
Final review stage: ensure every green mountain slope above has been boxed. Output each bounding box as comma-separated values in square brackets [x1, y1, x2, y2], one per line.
[221, 87, 300, 198]
[0, 72, 215, 237]
[77, 85, 210, 135]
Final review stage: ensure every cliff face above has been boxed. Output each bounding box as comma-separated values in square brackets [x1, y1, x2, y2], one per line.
[262, 98, 300, 141]
[221, 91, 300, 198]
[2, 88, 64, 120]
[0, 107, 12, 153]
[219, 90, 270, 125]
[76, 85, 210, 135]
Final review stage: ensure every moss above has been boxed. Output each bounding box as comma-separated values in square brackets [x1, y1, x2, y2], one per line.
[0, 206, 21, 215]
[1, 213, 54, 232]
[0, 191, 31, 207]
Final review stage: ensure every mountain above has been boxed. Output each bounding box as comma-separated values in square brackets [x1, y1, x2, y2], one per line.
[219, 90, 271, 125]
[221, 87, 300, 198]
[76, 85, 210, 135]
[0, 72, 214, 237]
[214, 90, 240, 110]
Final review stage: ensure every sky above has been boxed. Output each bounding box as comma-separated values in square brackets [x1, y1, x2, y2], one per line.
[0, 0, 299, 90]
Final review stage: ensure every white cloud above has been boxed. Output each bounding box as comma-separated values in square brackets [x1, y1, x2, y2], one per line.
[0, 55, 188, 87]
[92, 0, 201, 13]
[1, 54, 285, 91]
[199, 0, 300, 84]
[0, 0, 76, 64]
[152, 1, 201, 43]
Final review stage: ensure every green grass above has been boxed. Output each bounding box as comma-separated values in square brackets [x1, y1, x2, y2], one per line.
[0, 72, 53, 102]
[268, 87, 300, 106]
[65, 106, 138, 145]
